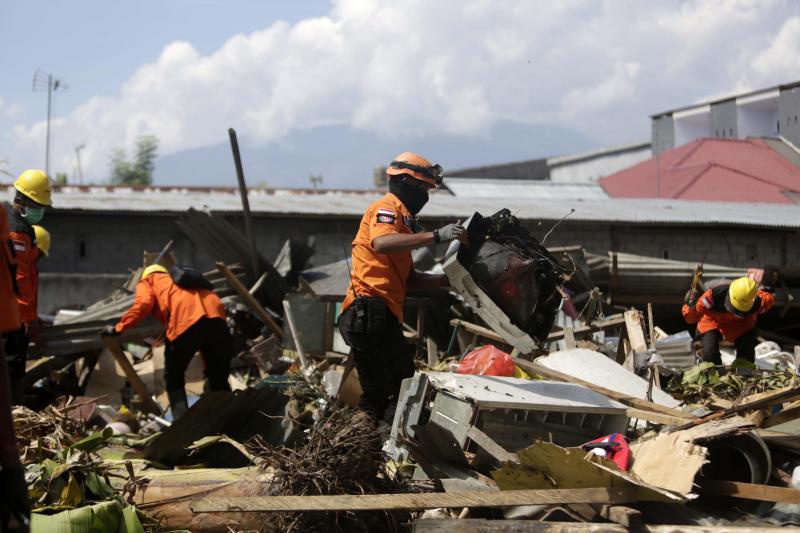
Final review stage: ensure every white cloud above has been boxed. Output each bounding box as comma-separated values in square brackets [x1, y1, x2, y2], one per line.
[3, 0, 796, 181]
[0, 97, 21, 120]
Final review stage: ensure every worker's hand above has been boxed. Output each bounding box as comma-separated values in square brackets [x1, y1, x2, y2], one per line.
[0, 465, 30, 532]
[684, 289, 699, 307]
[434, 223, 466, 244]
[100, 325, 120, 338]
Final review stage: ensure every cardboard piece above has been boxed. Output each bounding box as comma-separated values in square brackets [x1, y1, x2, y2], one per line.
[492, 442, 684, 503]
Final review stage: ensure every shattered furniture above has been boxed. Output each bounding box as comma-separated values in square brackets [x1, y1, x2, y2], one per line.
[385, 372, 628, 465]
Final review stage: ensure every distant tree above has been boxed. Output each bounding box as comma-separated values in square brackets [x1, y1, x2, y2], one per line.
[53, 172, 68, 186]
[109, 134, 159, 185]
[309, 174, 323, 190]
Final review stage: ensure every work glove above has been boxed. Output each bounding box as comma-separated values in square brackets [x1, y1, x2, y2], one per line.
[100, 325, 120, 338]
[0, 466, 31, 533]
[684, 289, 699, 307]
[433, 223, 466, 244]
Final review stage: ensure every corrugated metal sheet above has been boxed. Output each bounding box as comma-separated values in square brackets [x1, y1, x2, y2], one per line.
[11, 185, 800, 228]
[445, 179, 609, 199]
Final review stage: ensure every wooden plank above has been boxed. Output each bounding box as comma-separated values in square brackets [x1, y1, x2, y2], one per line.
[563, 327, 576, 349]
[674, 385, 800, 431]
[762, 402, 800, 428]
[599, 505, 643, 529]
[216, 262, 283, 339]
[699, 479, 800, 504]
[413, 519, 794, 532]
[282, 299, 308, 370]
[466, 426, 519, 464]
[624, 309, 647, 353]
[547, 316, 626, 342]
[512, 357, 696, 420]
[449, 319, 506, 344]
[191, 487, 636, 512]
[101, 338, 161, 415]
[625, 407, 690, 426]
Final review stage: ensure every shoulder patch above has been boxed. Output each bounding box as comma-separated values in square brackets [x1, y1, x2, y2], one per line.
[376, 208, 396, 225]
[12, 239, 26, 253]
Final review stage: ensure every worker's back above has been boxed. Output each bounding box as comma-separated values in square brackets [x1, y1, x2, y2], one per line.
[116, 272, 225, 341]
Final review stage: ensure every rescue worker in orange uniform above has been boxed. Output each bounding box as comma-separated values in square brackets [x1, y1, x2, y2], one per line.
[4, 169, 52, 405]
[101, 264, 233, 418]
[0, 203, 30, 531]
[683, 277, 774, 364]
[338, 152, 467, 422]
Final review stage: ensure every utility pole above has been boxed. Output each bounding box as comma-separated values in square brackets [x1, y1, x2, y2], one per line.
[33, 70, 67, 176]
[309, 174, 323, 190]
[75, 144, 85, 184]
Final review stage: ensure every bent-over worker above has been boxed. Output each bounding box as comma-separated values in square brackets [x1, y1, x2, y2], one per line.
[683, 276, 774, 364]
[4, 169, 52, 404]
[101, 264, 233, 418]
[338, 151, 467, 423]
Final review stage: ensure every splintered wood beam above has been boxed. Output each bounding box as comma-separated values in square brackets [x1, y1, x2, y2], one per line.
[216, 262, 283, 339]
[512, 357, 695, 420]
[101, 337, 161, 415]
[191, 487, 637, 512]
[699, 479, 800, 504]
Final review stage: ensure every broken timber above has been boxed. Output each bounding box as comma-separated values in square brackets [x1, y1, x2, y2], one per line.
[191, 487, 637, 512]
[216, 262, 283, 339]
[101, 337, 161, 415]
[699, 480, 800, 504]
[511, 357, 696, 421]
[414, 520, 795, 532]
[448, 315, 627, 345]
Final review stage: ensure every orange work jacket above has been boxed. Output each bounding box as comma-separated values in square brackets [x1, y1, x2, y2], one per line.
[115, 272, 226, 341]
[341, 193, 414, 321]
[6, 205, 37, 323]
[0, 204, 20, 333]
[682, 283, 774, 342]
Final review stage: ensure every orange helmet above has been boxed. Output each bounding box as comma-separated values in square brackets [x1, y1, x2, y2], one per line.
[386, 151, 443, 188]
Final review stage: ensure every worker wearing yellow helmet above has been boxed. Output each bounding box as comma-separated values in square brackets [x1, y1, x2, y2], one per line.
[337, 151, 467, 423]
[683, 276, 775, 364]
[4, 169, 53, 403]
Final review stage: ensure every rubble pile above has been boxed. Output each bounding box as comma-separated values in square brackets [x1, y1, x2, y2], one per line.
[9, 206, 800, 532]
[248, 408, 410, 532]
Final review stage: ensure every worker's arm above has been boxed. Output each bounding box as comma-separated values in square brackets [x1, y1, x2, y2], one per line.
[373, 232, 435, 254]
[114, 281, 156, 334]
[693, 288, 714, 319]
[682, 288, 700, 324]
[372, 220, 466, 255]
[408, 269, 448, 290]
[757, 289, 775, 314]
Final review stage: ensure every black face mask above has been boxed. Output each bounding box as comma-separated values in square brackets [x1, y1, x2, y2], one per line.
[390, 179, 429, 215]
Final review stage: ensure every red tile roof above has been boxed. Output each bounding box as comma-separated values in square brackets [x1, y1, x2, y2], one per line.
[599, 138, 800, 203]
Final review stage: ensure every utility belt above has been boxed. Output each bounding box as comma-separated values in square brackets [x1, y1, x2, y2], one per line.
[341, 296, 388, 336]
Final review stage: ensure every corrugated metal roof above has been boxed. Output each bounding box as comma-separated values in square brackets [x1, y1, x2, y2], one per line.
[600, 138, 800, 204]
[9, 185, 800, 228]
[445, 179, 609, 199]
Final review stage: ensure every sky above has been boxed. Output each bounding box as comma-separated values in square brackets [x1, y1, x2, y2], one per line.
[1, 0, 799, 188]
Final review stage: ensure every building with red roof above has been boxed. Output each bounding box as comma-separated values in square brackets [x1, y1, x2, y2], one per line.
[599, 137, 800, 204]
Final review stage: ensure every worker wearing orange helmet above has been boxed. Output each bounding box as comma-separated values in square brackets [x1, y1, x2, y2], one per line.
[683, 276, 774, 364]
[338, 152, 467, 422]
[101, 264, 233, 418]
[4, 169, 52, 404]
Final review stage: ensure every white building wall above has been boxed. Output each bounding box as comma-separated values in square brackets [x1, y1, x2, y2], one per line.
[549, 146, 652, 183]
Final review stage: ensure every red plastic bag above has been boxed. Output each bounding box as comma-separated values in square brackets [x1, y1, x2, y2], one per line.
[456, 345, 515, 377]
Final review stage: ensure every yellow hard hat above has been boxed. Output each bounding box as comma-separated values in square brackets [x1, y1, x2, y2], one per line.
[14, 169, 53, 207]
[32, 225, 51, 256]
[728, 277, 758, 313]
[142, 264, 169, 279]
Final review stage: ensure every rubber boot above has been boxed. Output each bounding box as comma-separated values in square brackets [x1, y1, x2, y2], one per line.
[167, 389, 189, 420]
